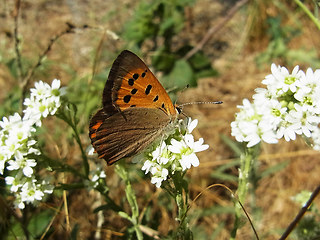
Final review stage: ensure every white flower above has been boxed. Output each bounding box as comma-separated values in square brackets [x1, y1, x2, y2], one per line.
[7, 152, 37, 177]
[292, 191, 312, 207]
[150, 167, 168, 188]
[231, 99, 274, 147]
[263, 64, 305, 95]
[30, 81, 51, 99]
[1, 79, 62, 209]
[87, 146, 95, 156]
[85, 166, 107, 190]
[0, 157, 5, 175]
[23, 79, 64, 126]
[15, 195, 25, 209]
[180, 153, 199, 171]
[168, 134, 208, 171]
[0, 113, 22, 133]
[91, 167, 106, 182]
[20, 180, 44, 203]
[287, 104, 319, 137]
[141, 117, 209, 187]
[5, 176, 23, 192]
[311, 127, 320, 151]
[232, 63, 320, 146]
[186, 118, 198, 133]
[141, 160, 154, 174]
[6, 176, 54, 209]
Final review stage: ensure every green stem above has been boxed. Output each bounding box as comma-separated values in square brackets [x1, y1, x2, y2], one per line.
[56, 107, 89, 177]
[171, 172, 192, 239]
[294, 0, 320, 30]
[230, 146, 257, 240]
[69, 118, 89, 176]
[115, 164, 143, 240]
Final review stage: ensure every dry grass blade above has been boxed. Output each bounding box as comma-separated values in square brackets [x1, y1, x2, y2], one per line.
[188, 183, 260, 240]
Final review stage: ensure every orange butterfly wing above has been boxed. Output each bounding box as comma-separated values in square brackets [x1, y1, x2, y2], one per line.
[102, 50, 176, 116]
[89, 50, 178, 165]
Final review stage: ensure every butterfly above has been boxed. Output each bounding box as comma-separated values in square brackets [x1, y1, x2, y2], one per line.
[89, 50, 179, 165]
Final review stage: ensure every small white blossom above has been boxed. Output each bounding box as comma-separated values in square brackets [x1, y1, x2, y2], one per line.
[1, 79, 63, 209]
[5, 176, 23, 193]
[141, 118, 209, 188]
[141, 160, 154, 174]
[23, 79, 64, 126]
[85, 166, 107, 190]
[150, 166, 169, 188]
[21, 181, 44, 202]
[311, 127, 320, 151]
[232, 64, 320, 147]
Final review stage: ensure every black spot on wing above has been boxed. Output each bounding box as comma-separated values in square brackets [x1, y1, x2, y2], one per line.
[145, 85, 152, 95]
[128, 78, 134, 86]
[133, 73, 139, 80]
[153, 95, 159, 102]
[123, 95, 131, 103]
[131, 88, 138, 94]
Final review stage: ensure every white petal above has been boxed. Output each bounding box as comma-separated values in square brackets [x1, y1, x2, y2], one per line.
[188, 119, 198, 133]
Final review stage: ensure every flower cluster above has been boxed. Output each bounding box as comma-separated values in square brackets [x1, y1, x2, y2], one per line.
[23, 79, 65, 126]
[1, 79, 64, 209]
[231, 64, 320, 148]
[140, 118, 209, 188]
[84, 165, 107, 190]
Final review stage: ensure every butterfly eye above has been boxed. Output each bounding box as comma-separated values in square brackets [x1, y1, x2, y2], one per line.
[176, 106, 182, 114]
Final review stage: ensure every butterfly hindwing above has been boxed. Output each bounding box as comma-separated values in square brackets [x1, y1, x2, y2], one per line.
[89, 108, 172, 165]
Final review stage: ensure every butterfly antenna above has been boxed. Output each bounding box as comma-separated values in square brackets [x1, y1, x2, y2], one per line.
[174, 84, 190, 105]
[178, 101, 223, 109]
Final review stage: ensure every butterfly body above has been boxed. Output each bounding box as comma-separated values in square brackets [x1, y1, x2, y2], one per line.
[89, 50, 178, 165]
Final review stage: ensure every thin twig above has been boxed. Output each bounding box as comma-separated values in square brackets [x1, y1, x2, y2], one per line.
[188, 183, 260, 240]
[279, 185, 320, 240]
[13, 0, 23, 81]
[20, 23, 80, 100]
[183, 0, 249, 60]
[40, 201, 64, 240]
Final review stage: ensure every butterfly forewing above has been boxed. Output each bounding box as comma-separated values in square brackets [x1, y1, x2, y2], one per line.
[103, 50, 176, 116]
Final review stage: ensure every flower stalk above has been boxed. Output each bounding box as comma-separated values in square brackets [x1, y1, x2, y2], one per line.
[115, 163, 143, 240]
[231, 145, 260, 239]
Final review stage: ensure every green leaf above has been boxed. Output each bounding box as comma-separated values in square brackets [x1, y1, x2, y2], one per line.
[7, 221, 24, 239]
[194, 68, 219, 79]
[162, 59, 195, 89]
[71, 223, 79, 240]
[260, 160, 289, 179]
[189, 52, 212, 70]
[6, 58, 19, 79]
[210, 172, 238, 182]
[119, 211, 132, 221]
[152, 49, 176, 72]
[27, 210, 54, 237]
[220, 134, 243, 157]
